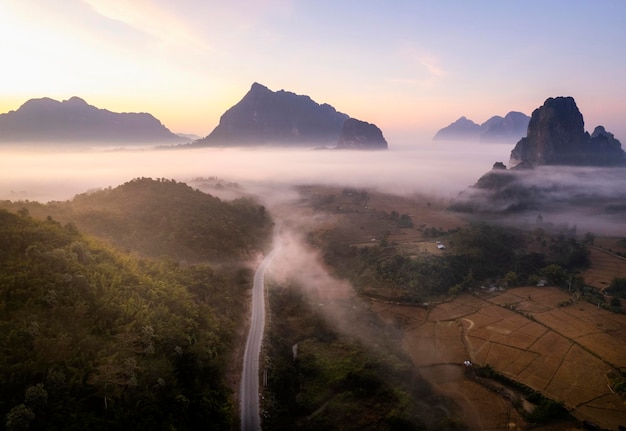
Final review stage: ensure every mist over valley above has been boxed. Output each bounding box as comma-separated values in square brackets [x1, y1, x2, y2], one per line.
[0, 141, 509, 202]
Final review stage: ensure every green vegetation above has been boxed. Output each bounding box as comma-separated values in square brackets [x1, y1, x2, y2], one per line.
[0, 209, 251, 429]
[320, 223, 591, 302]
[608, 370, 626, 399]
[473, 365, 570, 424]
[0, 179, 274, 430]
[607, 277, 626, 299]
[262, 286, 463, 431]
[1, 177, 273, 262]
[387, 211, 414, 228]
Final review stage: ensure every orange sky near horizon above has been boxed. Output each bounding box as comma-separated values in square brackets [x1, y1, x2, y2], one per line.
[0, 1, 624, 141]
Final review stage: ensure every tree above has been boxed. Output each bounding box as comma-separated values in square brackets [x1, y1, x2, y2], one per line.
[24, 384, 48, 411]
[398, 214, 413, 228]
[583, 232, 595, 245]
[608, 277, 626, 298]
[5, 404, 35, 431]
[541, 264, 567, 287]
[504, 271, 519, 287]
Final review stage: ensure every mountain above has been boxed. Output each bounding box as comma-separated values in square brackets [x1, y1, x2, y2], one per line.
[194, 83, 387, 149]
[449, 97, 626, 214]
[0, 97, 185, 143]
[480, 111, 531, 143]
[433, 116, 482, 141]
[433, 111, 530, 143]
[510, 96, 625, 166]
[336, 118, 387, 150]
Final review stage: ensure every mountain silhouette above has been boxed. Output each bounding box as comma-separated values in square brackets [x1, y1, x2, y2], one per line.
[434, 111, 530, 143]
[194, 83, 387, 149]
[0, 97, 185, 143]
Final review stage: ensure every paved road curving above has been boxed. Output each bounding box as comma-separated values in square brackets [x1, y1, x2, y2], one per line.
[240, 247, 279, 431]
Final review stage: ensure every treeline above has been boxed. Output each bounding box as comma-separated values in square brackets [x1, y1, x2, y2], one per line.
[321, 223, 591, 302]
[473, 365, 570, 424]
[1, 177, 273, 262]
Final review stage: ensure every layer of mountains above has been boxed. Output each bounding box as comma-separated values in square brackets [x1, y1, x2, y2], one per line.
[450, 96, 626, 214]
[0, 83, 387, 149]
[434, 111, 531, 143]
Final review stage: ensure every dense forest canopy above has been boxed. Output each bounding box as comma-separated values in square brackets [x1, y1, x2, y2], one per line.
[1, 177, 273, 262]
[0, 179, 275, 430]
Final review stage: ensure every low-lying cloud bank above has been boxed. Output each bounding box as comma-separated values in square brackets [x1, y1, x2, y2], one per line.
[451, 165, 626, 235]
[2, 143, 625, 237]
[0, 142, 508, 202]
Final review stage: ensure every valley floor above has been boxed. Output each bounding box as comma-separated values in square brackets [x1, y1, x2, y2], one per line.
[278, 185, 626, 430]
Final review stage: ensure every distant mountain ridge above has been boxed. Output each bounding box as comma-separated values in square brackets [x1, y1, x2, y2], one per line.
[0, 97, 185, 143]
[194, 82, 387, 149]
[434, 111, 530, 143]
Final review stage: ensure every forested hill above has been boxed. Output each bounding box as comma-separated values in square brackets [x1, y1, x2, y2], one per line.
[0, 209, 253, 430]
[3, 178, 273, 262]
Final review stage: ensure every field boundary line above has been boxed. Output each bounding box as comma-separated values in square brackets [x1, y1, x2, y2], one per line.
[590, 245, 626, 261]
[545, 342, 573, 393]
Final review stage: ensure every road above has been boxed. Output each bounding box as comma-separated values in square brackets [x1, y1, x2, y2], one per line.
[240, 246, 279, 431]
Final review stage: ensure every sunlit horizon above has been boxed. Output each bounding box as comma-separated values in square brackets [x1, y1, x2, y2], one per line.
[0, 1, 624, 139]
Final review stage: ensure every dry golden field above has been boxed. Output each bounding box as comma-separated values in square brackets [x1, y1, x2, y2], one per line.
[373, 286, 626, 430]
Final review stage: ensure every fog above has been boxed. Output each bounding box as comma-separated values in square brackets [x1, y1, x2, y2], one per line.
[0, 141, 509, 202]
[265, 202, 403, 350]
[452, 164, 626, 235]
[3, 140, 626, 238]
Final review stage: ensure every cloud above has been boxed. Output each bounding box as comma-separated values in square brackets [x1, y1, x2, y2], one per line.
[390, 43, 447, 88]
[81, 0, 211, 53]
[450, 165, 626, 235]
[0, 143, 506, 203]
[3, 143, 625, 237]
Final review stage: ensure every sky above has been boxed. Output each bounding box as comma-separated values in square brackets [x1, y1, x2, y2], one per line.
[0, 0, 625, 142]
